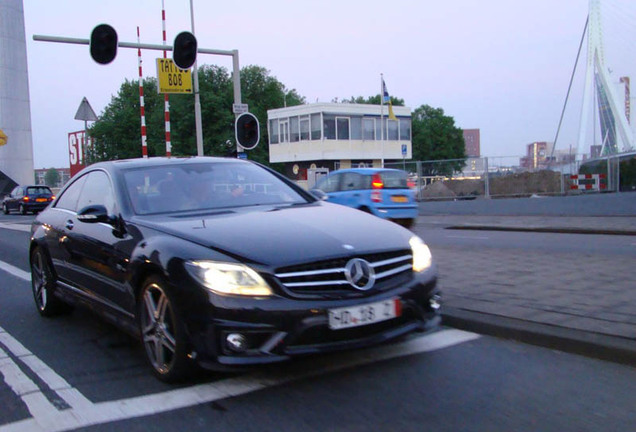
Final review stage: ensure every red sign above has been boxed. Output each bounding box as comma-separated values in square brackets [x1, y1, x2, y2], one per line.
[68, 131, 92, 177]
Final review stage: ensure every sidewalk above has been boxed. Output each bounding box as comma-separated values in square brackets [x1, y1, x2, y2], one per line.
[419, 215, 636, 366]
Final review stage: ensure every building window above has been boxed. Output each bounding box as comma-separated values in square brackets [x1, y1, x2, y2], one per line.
[269, 119, 279, 144]
[290, 117, 299, 142]
[311, 113, 321, 140]
[279, 120, 289, 143]
[336, 117, 350, 140]
[399, 118, 411, 140]
[324, 115, 336, 139]
[300, 116, 310, 141]
[363, 118, 375, 140]
[350, 117, 362, 140]
[387, 119, 398, 140]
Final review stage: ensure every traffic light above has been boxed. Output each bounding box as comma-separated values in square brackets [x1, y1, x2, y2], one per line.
[173, 32, 198, 69]
[235, 112, 260, 150]
[90, 24, 118, 65]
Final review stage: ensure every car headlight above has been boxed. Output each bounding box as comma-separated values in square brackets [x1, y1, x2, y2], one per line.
[409, 236, 433, 272]
[186, 261, 272, 296]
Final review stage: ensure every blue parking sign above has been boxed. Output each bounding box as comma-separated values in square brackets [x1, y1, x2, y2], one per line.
[401, 144, 407, 156]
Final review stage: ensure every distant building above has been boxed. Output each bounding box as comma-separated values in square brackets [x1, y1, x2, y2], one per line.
[520, 141, 553, 170]
[267, 103, 412, 184]
[462, 129, 480, 157]
[34, 168, 71, 188]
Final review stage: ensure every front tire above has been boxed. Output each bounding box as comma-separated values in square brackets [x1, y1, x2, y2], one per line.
[31, 248, 72, 316]
[2, 203, 8, 214]
[139, 276, 192, 382]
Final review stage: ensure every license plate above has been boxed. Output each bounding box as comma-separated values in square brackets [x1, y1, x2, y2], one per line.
[36, 198, 47, 202]
[328, 298, 401, 330]
[391, 195, 408, 203]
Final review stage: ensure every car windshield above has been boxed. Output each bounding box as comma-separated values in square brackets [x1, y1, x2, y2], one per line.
[26, 187, 52, 195]
[122, 161, 309, 215]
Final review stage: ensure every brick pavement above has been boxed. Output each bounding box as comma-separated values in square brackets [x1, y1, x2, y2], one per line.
[421, 215, 636, 364]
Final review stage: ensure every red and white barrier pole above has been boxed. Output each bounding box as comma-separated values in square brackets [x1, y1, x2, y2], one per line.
[161, 0, 172, 157]
[137, 26, 148, 158]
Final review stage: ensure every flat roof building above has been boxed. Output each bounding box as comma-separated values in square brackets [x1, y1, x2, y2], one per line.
[267, 103, 412, 183]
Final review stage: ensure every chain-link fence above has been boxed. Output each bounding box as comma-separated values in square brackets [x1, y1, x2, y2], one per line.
[385, 153, 636, 200]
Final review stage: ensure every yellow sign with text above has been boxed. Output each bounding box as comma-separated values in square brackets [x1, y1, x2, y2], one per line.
[156, 58, 193, 94]
[0, 129, 7, 146]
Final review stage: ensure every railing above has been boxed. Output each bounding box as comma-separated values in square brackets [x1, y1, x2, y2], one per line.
[384, 154, 636, 200]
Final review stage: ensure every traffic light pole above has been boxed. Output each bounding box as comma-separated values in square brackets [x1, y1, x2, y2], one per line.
[33, 34, 243, 157]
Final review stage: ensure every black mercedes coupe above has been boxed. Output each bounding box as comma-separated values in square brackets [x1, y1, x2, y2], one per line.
[29, 157, 440, 382]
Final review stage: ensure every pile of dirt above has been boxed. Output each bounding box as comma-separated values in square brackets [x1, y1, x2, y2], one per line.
[422, 170, 562, 198]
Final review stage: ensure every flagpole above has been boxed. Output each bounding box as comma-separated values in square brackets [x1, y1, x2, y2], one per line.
[380, 73, 385, 168]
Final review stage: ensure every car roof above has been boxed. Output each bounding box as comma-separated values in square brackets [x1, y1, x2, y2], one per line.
[329, 168, 406, 175]
[80, 156, 249, 174]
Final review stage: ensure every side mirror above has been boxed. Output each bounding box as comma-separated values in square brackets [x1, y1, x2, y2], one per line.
[310, 189, 328, 201]
[77, 204, 113, 224]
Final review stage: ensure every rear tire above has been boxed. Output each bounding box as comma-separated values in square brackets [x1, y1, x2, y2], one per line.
[31, 248, 72, 316]
[138, 276, 192, 382]
[20, 204, 27, 215]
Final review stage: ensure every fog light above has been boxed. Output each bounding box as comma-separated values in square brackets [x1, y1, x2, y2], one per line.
[430, 294, 441, 310]
[226, 333, 248, 352]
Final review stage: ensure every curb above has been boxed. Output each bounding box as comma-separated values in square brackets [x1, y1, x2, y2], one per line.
[445, 225, 636, 236]
[442, 307, 636, 367]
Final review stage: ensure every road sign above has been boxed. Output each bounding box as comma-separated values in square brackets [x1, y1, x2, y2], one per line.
[233, 103, 248, 114]
[237, 152, 247, 159]
[74, 97, 98, 121]
[156, 58, 192, 94]
[0, 129, 7, 146]
[401, 144, 407, 156]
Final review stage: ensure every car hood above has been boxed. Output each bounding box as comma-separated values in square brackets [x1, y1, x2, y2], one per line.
[133, 202, 414, 267]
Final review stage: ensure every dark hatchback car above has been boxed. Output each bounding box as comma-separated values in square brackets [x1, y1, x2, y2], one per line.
[30, 157, 440, 382]
[3, 185, 55, 215]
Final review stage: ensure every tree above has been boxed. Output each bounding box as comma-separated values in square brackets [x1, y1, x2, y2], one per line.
[411, 105, 466, 175]
[87, 65, 304, 167]
[342, 95, 405, 106]
[44, 168, 60, 187]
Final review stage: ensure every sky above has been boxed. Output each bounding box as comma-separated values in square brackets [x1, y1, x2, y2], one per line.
[22, 0, 636, 169]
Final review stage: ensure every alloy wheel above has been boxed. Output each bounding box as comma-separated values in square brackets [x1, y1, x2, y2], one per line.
[140, 283, 178, 375]
[31, 250, 48, 311]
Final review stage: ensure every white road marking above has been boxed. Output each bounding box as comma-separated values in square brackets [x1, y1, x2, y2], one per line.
[0, 327, 480, 432]
[0, 222, 31, 233]
[0, 327, 93, 412]
[0, 260, 30, 282]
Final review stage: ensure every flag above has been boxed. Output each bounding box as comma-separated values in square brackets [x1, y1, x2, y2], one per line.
[382, 78, 390, 104]
[388, 101, 398, 121]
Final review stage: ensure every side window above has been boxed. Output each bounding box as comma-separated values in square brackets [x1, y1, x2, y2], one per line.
[315, 173, 340, 193]
[76, 171, 116, 213]
[55, 175, 87, 212]
[341, 173, 364, 191]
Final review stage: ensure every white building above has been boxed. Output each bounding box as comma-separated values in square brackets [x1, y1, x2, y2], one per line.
[267, 103, 412, 182]
[0, 0, 35, 193]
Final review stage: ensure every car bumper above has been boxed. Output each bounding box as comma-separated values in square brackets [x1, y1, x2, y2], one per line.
[372, 206, 418, 220]
[186, 269, 440, 368]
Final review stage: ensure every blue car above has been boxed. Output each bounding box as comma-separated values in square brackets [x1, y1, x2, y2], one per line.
[312, 168, 418, 228]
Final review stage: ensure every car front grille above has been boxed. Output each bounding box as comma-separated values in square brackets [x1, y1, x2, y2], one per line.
[275, 250, 413, 298]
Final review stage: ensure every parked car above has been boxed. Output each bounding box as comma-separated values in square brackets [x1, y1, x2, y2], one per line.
[29, 157, 440, 382]
[2, 185, 55, 215]
[312, 168, 418, 228]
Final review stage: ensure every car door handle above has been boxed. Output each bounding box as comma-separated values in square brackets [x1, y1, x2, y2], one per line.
[65, 220, 74, 230]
